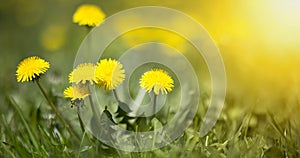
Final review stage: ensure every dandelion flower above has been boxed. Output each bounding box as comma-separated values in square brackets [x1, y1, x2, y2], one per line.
[16, 56, 50, 82]
[69, 63, 96, 84]
[64, 85, 90, 101]
[140, 69, 174, 95]
[95, 58, 125, 90]
[73, 4, 105, 27]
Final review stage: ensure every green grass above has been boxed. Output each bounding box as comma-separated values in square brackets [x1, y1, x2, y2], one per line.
[1, 85, 299, 158]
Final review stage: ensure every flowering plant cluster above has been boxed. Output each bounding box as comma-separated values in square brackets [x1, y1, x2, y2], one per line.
[16, 54, 174, 130]
[15, 4, 174, 136]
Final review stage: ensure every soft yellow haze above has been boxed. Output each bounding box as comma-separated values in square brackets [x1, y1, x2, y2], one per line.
[118, 0, 300, 114]
[197, 0, 300, 113]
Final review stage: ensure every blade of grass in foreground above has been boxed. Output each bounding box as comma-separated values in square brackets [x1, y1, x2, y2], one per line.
[0, 142, 16, 158]
[0, 115, 17, 158]
[9, 97, 40, 152]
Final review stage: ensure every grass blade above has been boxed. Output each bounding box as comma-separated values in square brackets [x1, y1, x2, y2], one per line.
[9, 97, 40, 152]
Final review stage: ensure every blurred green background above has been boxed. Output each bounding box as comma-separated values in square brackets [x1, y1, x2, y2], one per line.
[1, 0, 300, 136]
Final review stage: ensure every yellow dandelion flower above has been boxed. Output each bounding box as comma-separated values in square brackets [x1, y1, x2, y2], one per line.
[16, 56, 50, 82]
[64, 85, 90, 101]
[73, 4, 105, 27]
[140, 69, 174, 95]
[95, 58, 125, 90]
[69, 63, 96, 84]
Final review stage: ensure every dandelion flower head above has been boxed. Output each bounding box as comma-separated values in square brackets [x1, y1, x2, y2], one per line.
[95, 58, 125, 90]
[140, 69, 174, 95]
[16, 56, 50, 82]
[73, 4, 105, 27]
[69, 63, 96, 85]
[64, 85, 90, 101]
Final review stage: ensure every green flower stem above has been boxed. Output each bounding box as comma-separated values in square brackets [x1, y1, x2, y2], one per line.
[83, 26, 93, 63]
[86, 26, 92, 34]
[87, 86, 98, 114]
[35, 79, 79, 140]
[153, 93, 157, 116]
[88, 94, 98, 114]
[85, 26, 102, 128]
[77, 106, 85, 133]
[87, 86, 101, 127]
[113, 89, 120, 104]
